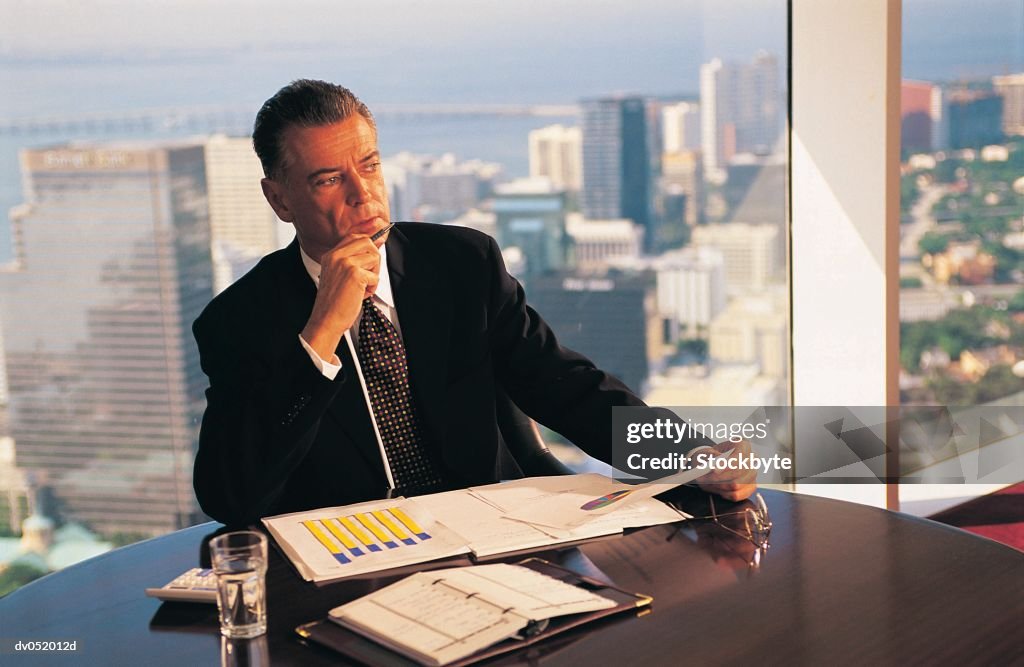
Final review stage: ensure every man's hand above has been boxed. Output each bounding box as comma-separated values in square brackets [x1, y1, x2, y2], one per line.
[694, 439, 758, 502]
[301, 235, 380, 360]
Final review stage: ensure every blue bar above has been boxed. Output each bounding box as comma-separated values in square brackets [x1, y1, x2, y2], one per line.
[415, 533, 431, 541]
[367, 544, 382, 552]
[401, 538, 416, 546]
[333, 553, 351, 564]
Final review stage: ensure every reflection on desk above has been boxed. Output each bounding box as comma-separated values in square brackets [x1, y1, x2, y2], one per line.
[1, 487, 1022, 666]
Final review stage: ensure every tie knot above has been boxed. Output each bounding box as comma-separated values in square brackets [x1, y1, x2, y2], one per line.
[362, 297, 375, 310]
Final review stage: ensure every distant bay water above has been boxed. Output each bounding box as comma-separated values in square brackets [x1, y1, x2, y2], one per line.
[1, 2, 1021, 261]
[0, 54, 590, 261]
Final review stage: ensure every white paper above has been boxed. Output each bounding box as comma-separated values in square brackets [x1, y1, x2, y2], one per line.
[497, 468, 705, 531]
[262, 498, 471, 582]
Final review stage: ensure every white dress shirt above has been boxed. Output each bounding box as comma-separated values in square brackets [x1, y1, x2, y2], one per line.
[297, 244, 402, 380]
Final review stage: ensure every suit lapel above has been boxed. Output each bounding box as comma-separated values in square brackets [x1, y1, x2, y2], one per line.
[386, 227, 452, 454]
[275, 241, 387, 481]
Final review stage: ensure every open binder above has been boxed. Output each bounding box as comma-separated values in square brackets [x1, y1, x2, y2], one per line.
[295, 558, 653, 667]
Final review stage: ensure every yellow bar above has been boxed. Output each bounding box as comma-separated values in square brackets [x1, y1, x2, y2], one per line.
[339, 516, 375, 546]
[323, 519, 358, 550]
[303, 520, 340, 554]
[372, 509, 409, 540]
[389, 507, 425, 535]
[355, 513, 392, 543]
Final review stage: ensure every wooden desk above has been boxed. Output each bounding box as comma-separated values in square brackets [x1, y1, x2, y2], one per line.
[1, 488, 1022, 666]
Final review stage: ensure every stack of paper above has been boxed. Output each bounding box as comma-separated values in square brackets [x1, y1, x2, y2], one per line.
[263, 474, 693, 583]
[264, 497, 472, 582]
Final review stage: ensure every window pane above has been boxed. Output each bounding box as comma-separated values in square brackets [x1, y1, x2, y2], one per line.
[0, 1, 789, 590]
[899, 1, 1024, 472]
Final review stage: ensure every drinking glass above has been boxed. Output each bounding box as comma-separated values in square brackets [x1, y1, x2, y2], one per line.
[209, 531, 268, 638]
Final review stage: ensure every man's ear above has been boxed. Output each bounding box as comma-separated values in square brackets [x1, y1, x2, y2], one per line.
[261, 177, 294, 223]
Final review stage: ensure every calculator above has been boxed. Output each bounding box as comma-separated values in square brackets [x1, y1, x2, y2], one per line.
[145, 567, 218, 603]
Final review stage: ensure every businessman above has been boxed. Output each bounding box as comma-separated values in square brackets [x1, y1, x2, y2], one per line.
[192, 79, 755, 526]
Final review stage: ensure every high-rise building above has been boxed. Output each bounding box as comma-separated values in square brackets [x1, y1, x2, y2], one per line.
[203, 135, 288, 293]
[993, 73, 1024, 137]
[565, 213, 643, 273]
[608, 247, 726, 339]
[651, 248, 727, 336]
[492, 179, 569, 278]
[662, 102, 701, 153]
[581, 96, 659, 251]
[700, 52, 782, 183]
[383, 152, 502, 223]
[659, 149, 703, 228]
[692, 222, 781, 293]
[930, 85, 949, 151]
[902, 80, 937, 153]
[528, 125, 582, 193]
[946, 89, 1004, 149]
[1, 142, 214, 537]
[527, 273, 660, 394]
[709, 289, 788, 379]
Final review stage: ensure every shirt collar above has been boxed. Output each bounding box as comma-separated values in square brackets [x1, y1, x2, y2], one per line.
[299, 242, 395, 310]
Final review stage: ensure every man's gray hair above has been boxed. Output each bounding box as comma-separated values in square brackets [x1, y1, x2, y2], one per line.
[252, 79, 375, 180]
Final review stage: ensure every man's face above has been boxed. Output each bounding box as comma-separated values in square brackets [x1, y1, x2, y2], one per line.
[261, 115, 391, 262]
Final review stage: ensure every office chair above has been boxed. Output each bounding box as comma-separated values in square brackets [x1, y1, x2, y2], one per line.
[494, 387, 574, 478]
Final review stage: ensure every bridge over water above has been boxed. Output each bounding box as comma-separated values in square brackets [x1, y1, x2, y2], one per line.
[0, 103, 580, 136]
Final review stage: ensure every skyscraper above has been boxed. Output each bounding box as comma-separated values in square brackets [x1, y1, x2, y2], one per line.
[993, 73, 1024, 137]
[528, 124, 582, 193]
[203, 135, 288, 293]
[700, 52, 782, 183]
[659, 149, 703, 228]
[527, 273, 660, 395]
[692, 222, 781, 294]
[492, 179, 569, 278]
[662, 102, 701, 153]
[946, 88, 1004, 149]
[1, 142, 214, 537]
[565, 213, 643, 273]
[382, 152, 502, 223]
[581, 96, 659, 252]
[902, 80, 937, 152]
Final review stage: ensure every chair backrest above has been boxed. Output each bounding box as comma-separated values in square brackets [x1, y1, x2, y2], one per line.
[494, 388, 574, 477]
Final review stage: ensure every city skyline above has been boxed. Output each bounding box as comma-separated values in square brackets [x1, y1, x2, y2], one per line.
[0, 0, 1021, 595]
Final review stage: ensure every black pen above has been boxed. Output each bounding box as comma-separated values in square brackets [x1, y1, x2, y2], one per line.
[370, 221, 395, 242]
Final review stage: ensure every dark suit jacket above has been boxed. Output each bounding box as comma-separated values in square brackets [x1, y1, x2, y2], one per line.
[192, 223, 644, 525]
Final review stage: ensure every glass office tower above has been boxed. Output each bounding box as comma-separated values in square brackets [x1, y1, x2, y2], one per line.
[0, 142, 214, 537]
[581, 97, 659, 252]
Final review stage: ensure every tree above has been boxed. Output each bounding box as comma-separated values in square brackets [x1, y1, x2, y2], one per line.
[1007, 289, 1024, 313]
[975, 365, 1024, 403]
[900, 276, 924, 288]
[918, 232, 951, 255]
[0, 563, 47, 597]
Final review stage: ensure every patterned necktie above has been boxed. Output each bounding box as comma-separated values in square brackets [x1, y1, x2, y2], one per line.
[356, 298, 445, 494]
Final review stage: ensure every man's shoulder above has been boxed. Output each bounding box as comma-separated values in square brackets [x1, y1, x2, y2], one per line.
[194, 244, 299, 333]
[396, 222, 496, 259]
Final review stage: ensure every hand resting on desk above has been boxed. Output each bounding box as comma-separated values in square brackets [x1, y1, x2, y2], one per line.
[692, 439, 758, 502]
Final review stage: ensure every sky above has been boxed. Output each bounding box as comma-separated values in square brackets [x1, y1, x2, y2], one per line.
[0, 0, 1021, 109]
[0, 0, 788, 111]
[0, 1, 779, 54]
